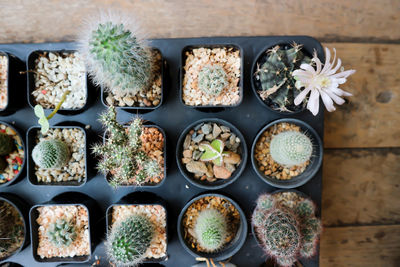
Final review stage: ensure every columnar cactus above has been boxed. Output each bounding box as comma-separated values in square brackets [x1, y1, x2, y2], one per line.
[92, 106, 162, 187]
[32, 139, 70, 169]
[198, 64, 228, 96]
[106, 215, 154, 267]
[270, 131, 313, 167]
[47, 218, 77, 247]
[194, 209, 228, 252]
[252, 193, 321, 267]
[79, 12, 153, 97]
[0, 132, 14, 156]
[255, 43, 311, 112]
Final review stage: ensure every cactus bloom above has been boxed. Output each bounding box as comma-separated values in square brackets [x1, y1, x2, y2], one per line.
[293, 47, 355, 115]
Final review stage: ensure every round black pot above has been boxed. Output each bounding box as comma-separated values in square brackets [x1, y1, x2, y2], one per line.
[26, 49, 91, 115]
[101, 48, 166, 114]
[26, 124, 88, 187]
[176, 118, 247, 190]
[0, 263, 23, 267]
[106, 191, 169, 264]
[250, 42, 315, 115]
[29, 192, 102, 264]
[179, 44, 244, 112]
[251, 118, 323, 189]
[177, 192, 248, 261]
[0, 121, 26, 188]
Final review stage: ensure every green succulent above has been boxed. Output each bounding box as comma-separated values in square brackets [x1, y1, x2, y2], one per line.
[194, 209, 228, 252]
[47, 218, 77, 247]
[32, 139, 70, 169]
[199, 139, 229, 166]
[198, 64, 228, 96]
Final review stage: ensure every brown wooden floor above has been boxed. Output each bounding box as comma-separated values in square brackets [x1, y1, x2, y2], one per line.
[0, 0, 399, 266]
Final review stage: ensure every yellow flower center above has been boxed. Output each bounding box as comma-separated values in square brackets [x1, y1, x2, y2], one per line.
[314, 76, 331, 89]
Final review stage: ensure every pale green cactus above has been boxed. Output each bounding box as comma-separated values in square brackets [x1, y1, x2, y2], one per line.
[47, 218, 77, 247]
[194, 209, 228, 252]
[32, 139, 70, 169]
[198, 64, 228, 96]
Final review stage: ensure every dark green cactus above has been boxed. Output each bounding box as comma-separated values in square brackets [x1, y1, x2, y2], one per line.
[198, 64, 228, 96]
[254, 43, 311, 112]
[0, 132, 14, 156]
[194, 209, 228, 252]
[47, 218, 77, 247]
[0, 200, 24, 256]
[0, 157, 6, 171]
[106, 214, 154, 267]
[32, 139, 70, 169]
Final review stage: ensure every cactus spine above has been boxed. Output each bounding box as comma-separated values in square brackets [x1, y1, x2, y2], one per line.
[194, 209, 228, 252]
[0, 132, 14, 156]
[106, 214, 154, 267]
[270, 131, 313, 167]
[32, 139, 70, 169]
[255, 43, 311, 112]
[47, 218, 77, 247]
[198, 64, 228, 96]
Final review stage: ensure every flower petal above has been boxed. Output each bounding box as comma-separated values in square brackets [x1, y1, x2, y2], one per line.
[307, 89, 320, 116]
[326, 58, 342, 76]
[320, 47, 332, 75]
[300, 63, 316, 74]
[331, 69, 356, 79]
[325, 89, 345, 105]
[330, 86, 353, 97]
[320, 90, 336, 112]
[312, 56, 322, 74]
[294, 86, 311, 105]
[293, 69, 313, 78]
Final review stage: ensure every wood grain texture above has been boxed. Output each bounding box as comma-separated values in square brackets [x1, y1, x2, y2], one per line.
[320, 225, 400, 267]
[323, 43, 400, 148]
[322, 149, 400, 226]
[0, 0, 399, 43]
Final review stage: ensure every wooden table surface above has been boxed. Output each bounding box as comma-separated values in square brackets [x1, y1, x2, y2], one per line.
[0, 1, 399, 266]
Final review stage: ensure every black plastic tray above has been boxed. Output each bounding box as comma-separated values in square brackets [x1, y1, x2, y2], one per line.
[0, 36, 323, 267]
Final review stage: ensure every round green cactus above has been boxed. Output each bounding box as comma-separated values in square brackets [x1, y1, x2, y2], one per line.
[47, 218, 77, 247]
[32, 139, 70, 169]
[194, 209, 228, 252]
[270, 131, 313, 167]
[0, 132, 14, 156]
[198, 64, 228, 96]
[106, 214, 154, 267]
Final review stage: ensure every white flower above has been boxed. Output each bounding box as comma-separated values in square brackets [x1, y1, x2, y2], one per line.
[293, 47, 356, 116]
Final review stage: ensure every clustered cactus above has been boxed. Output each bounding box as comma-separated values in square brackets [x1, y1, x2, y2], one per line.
[254, 43, 311, 112]
[32, 139, 70, 169]
[0, 200, 24, 256]
[199, 139, 229, 166]
[106, 214, 154, 267]
[198, 64, 228, 96]
[270, 131, 313, 167]
[194, 209, 228, 252]
[252, 193, 321, 267]
[92, 106, 161, 187]
[47, 218, 77, 247]
[0, 132, 14, 156]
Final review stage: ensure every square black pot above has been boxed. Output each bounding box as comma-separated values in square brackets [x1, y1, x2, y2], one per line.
[26, 125, 88, 187]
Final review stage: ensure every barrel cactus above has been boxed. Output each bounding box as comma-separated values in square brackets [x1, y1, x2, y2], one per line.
[194, 209, 228, 252]
[32, 139, 70, 169]
[106, 214, 154, 267]
[0, 132, 14, 156]
[254, 43, 311, 112]
[47, 218, 77, 247]
[79, 12, 153, 98]
[198, 64, 228, 96]
[270, 131, 313, 167]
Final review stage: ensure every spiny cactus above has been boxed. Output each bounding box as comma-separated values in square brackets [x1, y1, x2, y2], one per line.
[255, 43, 311, 112]
[198, 64, 228, 96]
[47, 218, 77, 247]
[194, 209, 228, 252]
[0, 132, 14, 156]
[199, 139, 229, 166]
[270, 131, 313, 167]
[0, 200, 24, 256]
[92, 106, 162, 187]
[252, 193, 321, 267]
[32, 139, 70, 169]
[79, 11, 153, 98]
[106, 214, 154, 267]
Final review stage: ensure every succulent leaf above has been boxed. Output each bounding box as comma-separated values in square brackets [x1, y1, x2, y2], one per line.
[200, 139, 226, 166]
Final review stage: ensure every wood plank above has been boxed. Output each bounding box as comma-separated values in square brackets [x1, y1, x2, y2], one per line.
[322, 148, 400, 226]
[323, 43, 400, 148]
[0, 0, 399, 43]
[320, 225, 400, 267]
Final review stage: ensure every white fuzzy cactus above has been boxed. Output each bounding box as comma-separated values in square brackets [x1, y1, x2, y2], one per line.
[270, 131, 312, 167]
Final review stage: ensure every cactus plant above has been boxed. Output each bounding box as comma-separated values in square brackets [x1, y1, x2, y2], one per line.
[92, 106, 162, 187]
[194, 209, 228, 252]
[79, 11, 153, 98]
[252, 193, 321, 267]
[0, 200, 24, 257]
[106, 214, 154, 267]
[254, 43, 311, 112]
[0, 132, 13, 156]
[199, 139, 229, 166]
[269, 131, 313, 167]
[47, 218, 77, 247]
[198, 64, 228, 96]
[32, 139, 70, 169]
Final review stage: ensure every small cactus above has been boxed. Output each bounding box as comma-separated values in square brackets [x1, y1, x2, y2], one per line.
[270, 131, 313, 167]
[254, 43, 311, 112]
[199, 139, 229, 166]
[47, 218, 77, 247]
[32, 139, 70, 169]
[198, 64, 228, 96]
[106, 214, 154, 267]
[194, 209, 228, 252]
[0, 132, 14, 156]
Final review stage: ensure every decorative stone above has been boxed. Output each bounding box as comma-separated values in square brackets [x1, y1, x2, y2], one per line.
[225, 163, 236, 173]
[192, 134, 205, 143]
[186, 161, 208, 174]
[224, 152, 241, 164]
[201, 123, 212, 135]
[183, 134, 191, 149]
[220, 125, 230, 133]
[183, 150, 192, 158]
[220, 132, 231, 141]
[192, 150, 203, 161]
[213, 165, 232, 179]
[212, 124, 222, 139]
